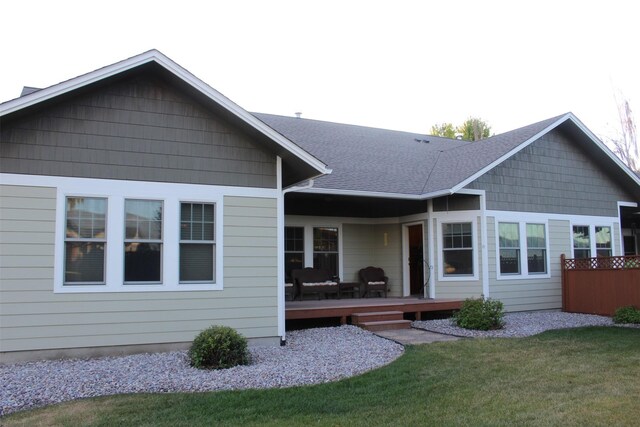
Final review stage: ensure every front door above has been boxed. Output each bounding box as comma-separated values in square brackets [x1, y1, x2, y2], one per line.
[408, 224, 424, 295]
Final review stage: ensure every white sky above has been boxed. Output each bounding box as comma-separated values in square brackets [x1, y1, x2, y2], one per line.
[1, 0, 638, 139]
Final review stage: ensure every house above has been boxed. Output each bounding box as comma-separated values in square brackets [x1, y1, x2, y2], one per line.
[1, 50, 639, 362]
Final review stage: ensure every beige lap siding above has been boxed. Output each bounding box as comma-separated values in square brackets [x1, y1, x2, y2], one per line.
[0, 186, 278, 354]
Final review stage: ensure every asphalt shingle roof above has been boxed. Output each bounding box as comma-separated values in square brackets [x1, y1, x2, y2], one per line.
[254, 113, 567, 196]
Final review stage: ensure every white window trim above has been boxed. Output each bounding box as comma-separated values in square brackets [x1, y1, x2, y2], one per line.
[39, 176, 242, 293]
[570, 222, 616, 259]
[494, 217, 551, 280]
[178, 201, 217, 284]
[436, 214, 480, 282]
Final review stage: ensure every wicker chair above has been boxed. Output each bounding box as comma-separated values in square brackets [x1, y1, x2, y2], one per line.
[358, 266, 388, 298]
[291, 268, 340, 300]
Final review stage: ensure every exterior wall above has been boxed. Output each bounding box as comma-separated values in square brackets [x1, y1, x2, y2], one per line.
[371, 224, 402, 296]
[465, 129, 633, 216]
[0, 185, 278, 358]
[431, 214, 483, 300]
[342, 224, 375, 283]
[0, 74, 276, 188]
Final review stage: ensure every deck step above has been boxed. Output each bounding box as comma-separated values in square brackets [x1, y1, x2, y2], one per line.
[351, 311, 404, 325]
[358, 319, 413, 332]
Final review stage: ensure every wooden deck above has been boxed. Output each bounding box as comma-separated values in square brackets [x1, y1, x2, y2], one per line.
[286, 297, 462, 324]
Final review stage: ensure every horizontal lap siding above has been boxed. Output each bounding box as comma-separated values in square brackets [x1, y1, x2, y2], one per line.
[372, 224, 402, 296]
[0, 74, 276, 188]
[487, 218, 570, 311]
[466, 130, 633, 216]
[342, 224, 375, 283]
[0, 188, 278, 353]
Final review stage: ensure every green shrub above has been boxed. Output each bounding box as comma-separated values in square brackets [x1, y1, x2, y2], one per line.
[613, 306, 640, 324]
[453, 297, 505, 331]
[189, 325, 250, 369]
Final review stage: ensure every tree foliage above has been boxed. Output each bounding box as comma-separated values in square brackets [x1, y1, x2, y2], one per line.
[430, 117, 492, 141]
[609, 96, 639, 173]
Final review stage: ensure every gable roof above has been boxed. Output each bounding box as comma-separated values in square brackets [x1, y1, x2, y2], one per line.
[255, 112, 640, 200]
[0, 50, 330, 185]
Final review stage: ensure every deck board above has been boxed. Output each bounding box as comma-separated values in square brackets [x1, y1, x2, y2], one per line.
[286, 297, 461, 322]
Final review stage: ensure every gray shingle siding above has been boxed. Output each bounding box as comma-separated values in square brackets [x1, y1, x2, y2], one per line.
[466, 129, 634, 216]
[1, 75, 277, 188]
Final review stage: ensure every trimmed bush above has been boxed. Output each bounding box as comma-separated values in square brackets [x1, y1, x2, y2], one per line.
[454, 297, 505, 331]
[613, 306, 640, 324]
[189, 325, 250, 369]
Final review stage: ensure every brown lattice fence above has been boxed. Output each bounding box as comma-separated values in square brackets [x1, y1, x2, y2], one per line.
[561, 254, 640, 316]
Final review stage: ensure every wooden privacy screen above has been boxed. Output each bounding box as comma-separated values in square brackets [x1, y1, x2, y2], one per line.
[561, 254, 640, 316]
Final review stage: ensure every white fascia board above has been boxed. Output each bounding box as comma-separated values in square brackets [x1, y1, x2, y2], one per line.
[297, 187, 453, 200]
[0, 50, 330, 176]
[449, 114, 572, 194]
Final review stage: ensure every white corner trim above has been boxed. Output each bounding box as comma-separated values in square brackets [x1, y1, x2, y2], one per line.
[276, 157, 286, 340]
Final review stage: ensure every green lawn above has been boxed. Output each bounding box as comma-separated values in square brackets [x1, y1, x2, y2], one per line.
[4, 327, 640, 427]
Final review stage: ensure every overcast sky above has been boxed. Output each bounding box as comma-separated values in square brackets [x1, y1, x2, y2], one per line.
[1, 0, 637, 140]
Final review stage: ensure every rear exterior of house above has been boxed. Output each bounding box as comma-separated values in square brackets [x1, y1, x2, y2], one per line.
[269, 115, 640, 313]
[0, 52, 328, 363]
[2, 50, 639, 363]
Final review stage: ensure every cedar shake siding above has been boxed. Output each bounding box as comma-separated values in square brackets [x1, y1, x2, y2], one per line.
[0, 73, 277, 188]
[465, 129, 633, 216]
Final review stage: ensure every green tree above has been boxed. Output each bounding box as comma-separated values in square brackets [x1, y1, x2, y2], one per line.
[430, 122, 457, 139]
[429, 117, 492, 141]
[458, 117, 492, 141]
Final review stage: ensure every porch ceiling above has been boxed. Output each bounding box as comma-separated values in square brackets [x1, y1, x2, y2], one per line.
[285, 192, 429, 218]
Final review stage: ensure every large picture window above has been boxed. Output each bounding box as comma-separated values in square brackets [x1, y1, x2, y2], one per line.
[442, 222, 473, 276]
[498, 222, 520, 274]
[285, 226, 304, 282]
[180, 202, 215, 283]
[64, 197, 107, 284]
[124, 199, 163, 283]
[313, 227, 339, 277]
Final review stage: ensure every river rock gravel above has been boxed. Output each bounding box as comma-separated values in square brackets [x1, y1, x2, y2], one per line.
[413, 311, 618, 338]
[0, 325, 403, 417]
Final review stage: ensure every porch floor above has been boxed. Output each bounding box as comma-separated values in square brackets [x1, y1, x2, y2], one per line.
[286, 297, 462, 324]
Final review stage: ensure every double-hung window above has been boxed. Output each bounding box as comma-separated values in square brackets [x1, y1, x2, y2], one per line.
[595, 226, 612, 257]
[180, 202, 216, 283]
[442, 222, 473, 276]
[285, 226, 304, 282]
[124, 199, 163, 283]
[526, 224, 547, 274]
[64, 197, 107, 284]
[313, 227, 339, 277]
[573, 225, 591, 259]
[498, 223, 520, 274]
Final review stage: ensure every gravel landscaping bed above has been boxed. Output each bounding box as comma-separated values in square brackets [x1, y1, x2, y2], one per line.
[0, 325, 403, 417]
[412, 311, 629, 338]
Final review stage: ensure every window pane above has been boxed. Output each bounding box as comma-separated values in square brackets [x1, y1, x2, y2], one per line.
[180, 243, 214, 282]
[528, 249, 547, 273]
[526, 224, 546, 248]
[443, 249, 473, 275]
[313, 252, 338, 277]
[574, 249, 591, 259]
[314, 227, 338, 252]
[499, 223, 519, 248]
[125, 200, 162, 240]
[65, 242, 105, 283]
[595, 227, 611, 248]
[66, 197, 106, 239]
[443, 222, 472, 249]
[285, 227, 304, 252]
[180, 202, 214, 242]
[124, 243, 161, 282]
[573, 226, 590, 249]
[500, 249, 520, 274]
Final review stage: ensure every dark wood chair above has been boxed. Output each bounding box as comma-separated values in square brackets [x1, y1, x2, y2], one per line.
[359, 266, 388, 298]
[291, 268, 340, 300]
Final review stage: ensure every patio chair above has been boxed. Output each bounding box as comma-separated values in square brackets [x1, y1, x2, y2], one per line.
[291, 268, 340, 300]
[358, 266, 388, 298]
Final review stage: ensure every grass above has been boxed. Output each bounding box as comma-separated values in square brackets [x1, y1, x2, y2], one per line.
[4, 326, 640, 426]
